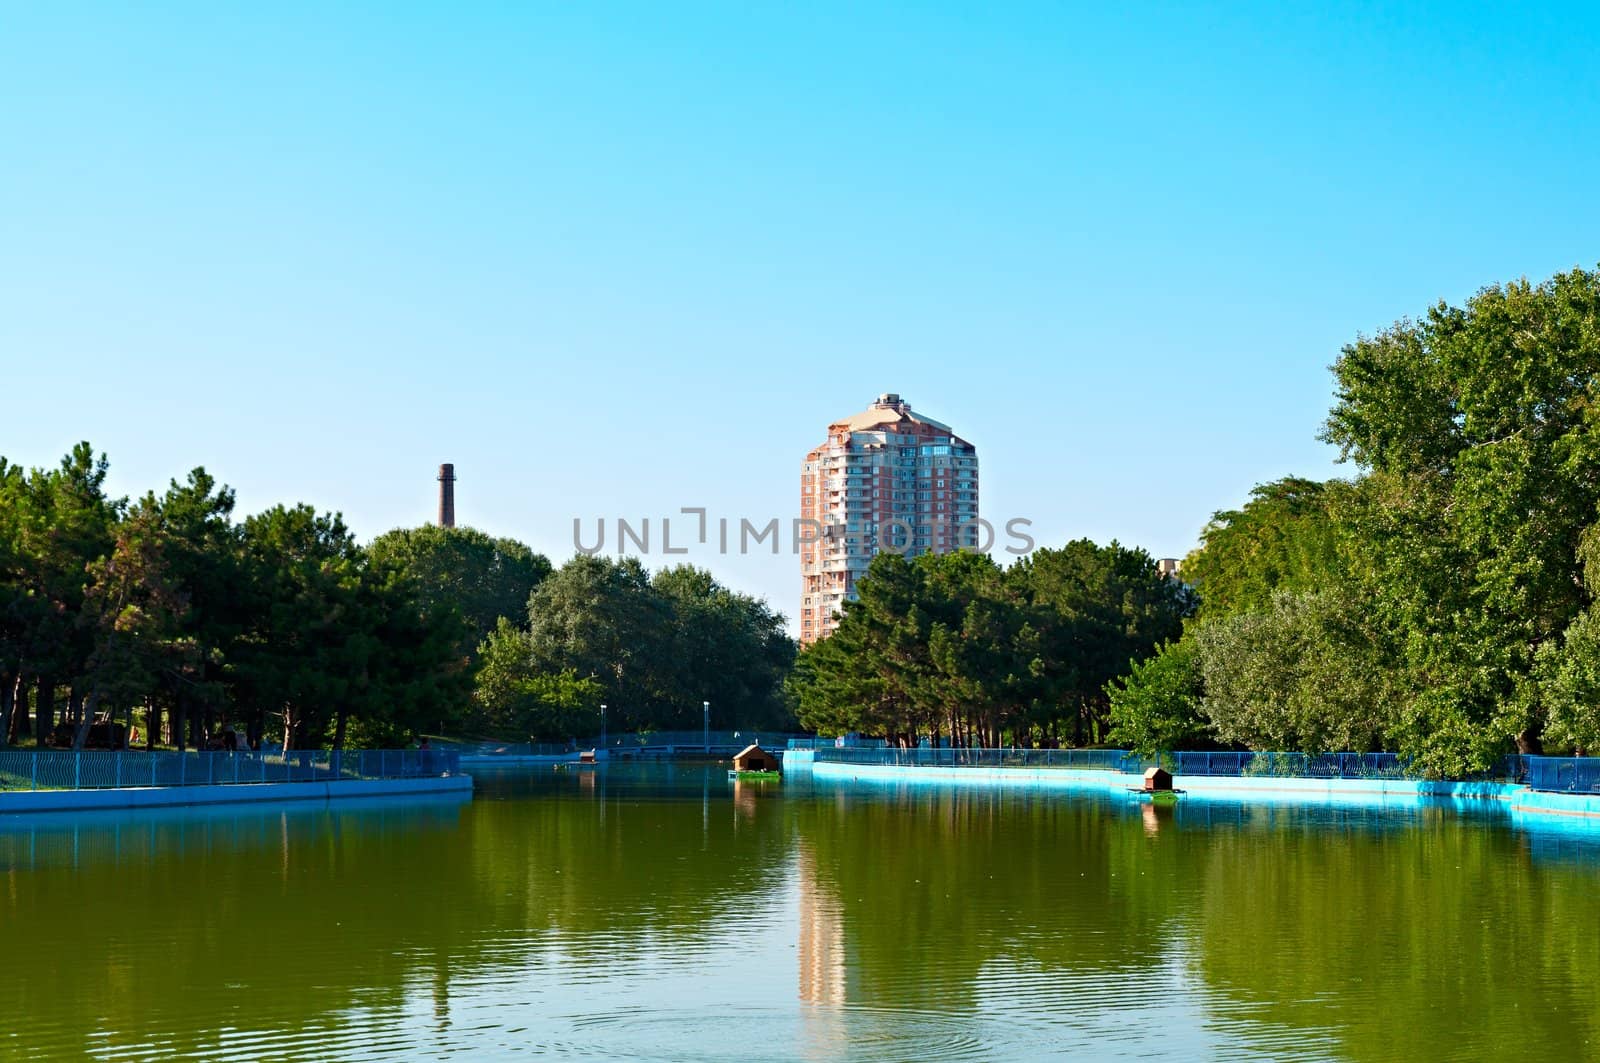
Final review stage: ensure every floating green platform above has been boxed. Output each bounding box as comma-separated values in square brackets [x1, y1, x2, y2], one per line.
[729, 769, 782, 781]
[1128, 787, 1182, 805]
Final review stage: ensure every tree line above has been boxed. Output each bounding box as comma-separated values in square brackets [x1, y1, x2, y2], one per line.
[787, 543, 1195, 746]
[0, 455, 795, 750]
[470, 555, 795, 739]
[1108, 266, 1600, 775]
[0, 450, 472, 751]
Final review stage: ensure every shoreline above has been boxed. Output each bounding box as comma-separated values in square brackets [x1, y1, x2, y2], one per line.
[785, 750, 1600, 820]
[0, 774, 474, 815]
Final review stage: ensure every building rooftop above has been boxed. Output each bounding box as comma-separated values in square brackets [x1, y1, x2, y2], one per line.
[826, 394, 954, 435]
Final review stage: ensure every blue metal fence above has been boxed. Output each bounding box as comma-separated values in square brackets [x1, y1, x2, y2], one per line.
[786, 737, 889, 750]
[601, 731, 810, 750]
[0, 749, 461, 792]
[1525, 756, 1600, 793]
[437, 733, 812, 758]
[1173, 751, 1414, 779]
[1172, 752, 1530, 782]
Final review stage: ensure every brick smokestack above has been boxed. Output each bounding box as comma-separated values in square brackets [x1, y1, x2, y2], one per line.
[437, 463, 456, 528]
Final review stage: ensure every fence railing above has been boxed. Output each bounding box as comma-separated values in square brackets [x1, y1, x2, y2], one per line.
[0, 749, 461, 792]
[599, 731, 809, 750]
[1173, 752, 1529, 782]
[786, 737, 889, 750]
[1174, 751, 1411, 778]
[445, 733, 813, 757]
[804, 746, 1536, 783]
[1525, 756, 1600, 793]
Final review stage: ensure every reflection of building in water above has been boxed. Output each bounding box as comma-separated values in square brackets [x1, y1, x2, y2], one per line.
[732, 779, 759, 823]
[1142, 802, 1172, 836]
[795, 843, 851, 1062]
[797, 846, 846, 1006]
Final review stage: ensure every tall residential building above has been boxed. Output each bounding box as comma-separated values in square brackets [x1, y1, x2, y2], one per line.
[799, 393, 979, 644]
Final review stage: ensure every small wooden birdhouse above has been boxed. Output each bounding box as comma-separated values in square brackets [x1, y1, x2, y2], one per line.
[1142, 766, 1174, 792]
[733, 744, 778, 772]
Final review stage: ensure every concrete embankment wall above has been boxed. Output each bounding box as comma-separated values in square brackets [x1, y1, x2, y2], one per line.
[1509, 788, 1600, 818]
[0, 775, 473, 815]
[802, 759, 1141, 794]
[1172, 774, 1518, 806]
[788, 750, 1599, 820]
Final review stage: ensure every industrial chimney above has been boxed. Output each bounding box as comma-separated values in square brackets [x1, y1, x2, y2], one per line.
[437, 463, 456, 528]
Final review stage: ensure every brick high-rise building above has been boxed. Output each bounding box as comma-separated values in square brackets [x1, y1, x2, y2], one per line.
[799, 393, 979, 644]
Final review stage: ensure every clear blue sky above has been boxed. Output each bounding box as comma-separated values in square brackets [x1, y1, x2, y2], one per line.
[4, 2, 1598, 627]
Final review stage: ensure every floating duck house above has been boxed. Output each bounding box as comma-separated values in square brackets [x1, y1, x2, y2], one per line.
[733, 744, 780, 773]
[1142, 766, 1174, 792]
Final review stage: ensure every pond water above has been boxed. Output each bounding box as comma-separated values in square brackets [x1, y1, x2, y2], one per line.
[2, 763, 1599, 1060]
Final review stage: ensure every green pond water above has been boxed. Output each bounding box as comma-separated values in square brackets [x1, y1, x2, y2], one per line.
[3, 764, 1599, 1060]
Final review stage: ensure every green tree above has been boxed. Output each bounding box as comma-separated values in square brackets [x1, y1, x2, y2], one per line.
[1324, 267, 1600, 769]
[143, 470, 242, 749]
[232, 505, 365, 748]
[922, 550, 1034, 748]
[523, 557, 794, 733]
[652, 565, 795, 729]
[367, 525, 550, 655]
[1015, 540, 1196, 745]
[1181, 477, 1344, 616]
[1106, 637, 1207, 754]
[473, 617, 603, 740]
[526, 556, 675, 729]
[790, 553, 934, 744]
[1534, 608, 1600, 753]
[15, 445, 122, 745]
[0, 459, 30, 745]
[341, 552, 469, 748]
[1194, 590, 1396, 755]
[790, 543, 1188, 748]
[232, 506, 467, 750]
[80, 496, 197, 749]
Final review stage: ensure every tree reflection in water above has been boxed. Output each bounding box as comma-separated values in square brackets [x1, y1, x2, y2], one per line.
[4, 767, 1599, 1060]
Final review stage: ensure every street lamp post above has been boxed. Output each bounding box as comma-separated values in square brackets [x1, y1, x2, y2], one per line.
[703, 701, 709, 753]
[600, 704, 607, 750]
